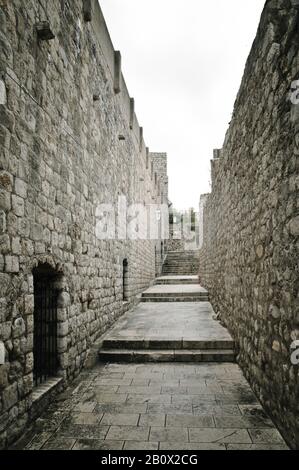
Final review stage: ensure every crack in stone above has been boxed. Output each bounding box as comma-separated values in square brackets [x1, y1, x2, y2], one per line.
[212, 430, 238, 443]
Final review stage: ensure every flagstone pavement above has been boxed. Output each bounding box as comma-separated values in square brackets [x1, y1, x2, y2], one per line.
[11, 362, 289, 450]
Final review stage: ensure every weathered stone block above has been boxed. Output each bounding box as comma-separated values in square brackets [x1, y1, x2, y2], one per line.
[11, 237, 21, 254]
[17, 374, 33, 398]
[0, 124, 10, 149]
[0, 210, 6, 233]
[0, 189, 11, 211]
[0, 79, 6, 105]
[12, 317, 25, 338]
[57, 308, 67, 322]
[0, 363, 9, 390]
[23, 334, 33, 354]
[289, 216, 299, 236]
[59, 352, 69, 369]
[269, 304, 280, 319]
[5, 255, 19, 273]
[24, 353, 33, 374]
[0, 273, 10, 298]
[57, 321, 69, 337]
[0, 412, 9, 434]
[0, 171, 12, 191]
[57, 292, 71, 308]
[1, 322, 11, 342]
[30, 223, 43, 241]
[2, 383, 18, 411]
[11, 195, 24, 217]
[14, 178, 27, 199]
[0, 105, 14, 132]
[0, 234, 10, 254]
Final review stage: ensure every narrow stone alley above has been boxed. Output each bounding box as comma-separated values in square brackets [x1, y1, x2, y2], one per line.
[10, 252, 289, 450]
[1, 0, 298, 453]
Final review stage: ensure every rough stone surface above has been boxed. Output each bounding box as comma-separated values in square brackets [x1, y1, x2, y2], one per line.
[101, 300, 232, 345]
[0, 0, 168, 448]
[9, 362, 288, 450]
[199, 0, 299, 450]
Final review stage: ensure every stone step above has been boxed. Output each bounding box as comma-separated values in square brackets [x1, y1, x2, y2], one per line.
[162, 266, 198, 269]
[162, 272, 199, 276]
[164, 259, 199, 262]
[164, 258, 199, 261]
[165, 255, 198, 257]
[163, 268, 198, 276]
[140, 296, 209, 302]
[162, 274, 199, 276]
[164, 255, 199, 258]
[163, 262, 198, 265]
[164, 266, 199, 268]
[167, 251, 199, 258]
[162, 265, 198, 269]
[165, 254, 199, 257]
[142, 291, 207, 298]
[155, 279, 199, 285]
[164, 263, 199, 266]
[102, 338, 235, 350]
[162, 266, 198, 270]
[163, 265, 198, 272]
[98, 349, 236, 363]
[163, 267, 198, 270]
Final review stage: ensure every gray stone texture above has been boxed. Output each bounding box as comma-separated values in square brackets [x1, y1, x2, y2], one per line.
[198, 0, 299, 450]
[8, 362, 288, 450]
[0, 0, 168, 448]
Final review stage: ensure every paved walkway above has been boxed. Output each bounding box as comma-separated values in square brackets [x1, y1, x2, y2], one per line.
[102, 302, 233, 345]
[13, 363, 288, 450]
[12, 275, 289, 450]
[143, 284, 208, 295]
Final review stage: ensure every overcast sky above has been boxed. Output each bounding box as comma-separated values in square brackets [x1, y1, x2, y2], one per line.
[100, 0, 265, 210]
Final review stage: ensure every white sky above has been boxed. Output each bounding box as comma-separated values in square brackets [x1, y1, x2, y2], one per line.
[99, 0, 265, 210]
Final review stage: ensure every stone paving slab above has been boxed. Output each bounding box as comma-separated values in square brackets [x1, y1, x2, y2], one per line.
[157, 276, 199, 281]
[142, 284, 208, 295]
[155, 275, 200, 285]
[141, 297, 209, 302]
[102, 302, 233, 344]
[99, 349, 236, 363]
[11, 363, 289, 450]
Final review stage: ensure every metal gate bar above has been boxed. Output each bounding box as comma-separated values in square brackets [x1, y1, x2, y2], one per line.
[33, 277, 58, 386]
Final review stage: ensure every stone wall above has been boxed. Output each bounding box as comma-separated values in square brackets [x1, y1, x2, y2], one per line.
[0, 0, 168, 448]
[199, 0, 299, 449]
[198, 194, 209, 250]
[150, 152, 169, 272]
[150, 152, 169, 204]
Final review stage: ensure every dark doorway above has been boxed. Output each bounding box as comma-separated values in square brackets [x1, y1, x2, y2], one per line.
[123, 258, 128, 301]
[33, 264, 59, 386]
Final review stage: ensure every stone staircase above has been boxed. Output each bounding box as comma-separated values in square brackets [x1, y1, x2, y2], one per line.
[99, 268, 235, 363]
[162, 250, 200, 275]
[140, 284, 209, 302]
[140, 274, 209, 302]
[155, 275, 199, 285]
[98, 343, 235, 363]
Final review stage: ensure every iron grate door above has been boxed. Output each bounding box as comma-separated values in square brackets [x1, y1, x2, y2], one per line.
[33, 277, 58, 386]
